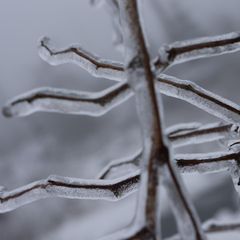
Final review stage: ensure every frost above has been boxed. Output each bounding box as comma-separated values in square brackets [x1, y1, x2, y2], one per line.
[157, 74, 240, 126]
[176, 151, 237, 174]
[158, 31, 240, 66]
[0, 172, 140, 213]
[162, 160, 206, 240]
[166, 122, 202, 135]
[38, 36, 125, 81]
[97, 150, 141, 179]
[170, 122, 233, 147]
[2, 82, 132, 117]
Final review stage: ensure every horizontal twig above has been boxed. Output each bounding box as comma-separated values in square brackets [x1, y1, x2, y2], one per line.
[157, 74, 240, 125]
[154, 31, 240, 70]
[99, 122, 235, 179]
[39, 32, 240, 82]
[0, 148, 239, 213]
[0, 172, 140, 213]
[4, 73, 240, 125]
[166, 221, 240, 240]
[39, 37, 125, 81]
[2, 82, 131, 117]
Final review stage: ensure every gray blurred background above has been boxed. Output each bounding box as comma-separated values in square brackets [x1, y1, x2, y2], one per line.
[0, 0, 240, 239]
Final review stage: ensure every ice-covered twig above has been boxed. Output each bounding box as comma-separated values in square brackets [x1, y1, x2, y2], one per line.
[176, 150, 239, 174]
[98, 150, 142, 180]
[105, 0, 123, 48]
[0, 172, 140, 213]
[99, 122, 234, 180]
[169, 122, 234, 147]
[39, 37, 125, 81]
[2, 82, 131, 117]
[157, 74, 240, 125]
[154, 31, 240, 70]
[166, 222, 240, 240]
[2, 148, 239, 214]
[204, 222, 240, 233]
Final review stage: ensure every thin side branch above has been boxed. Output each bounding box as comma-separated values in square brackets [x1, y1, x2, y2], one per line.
[0, 172, 139, 213]
[1, 148, 239, 214]
[154, 31, 240, 70]
[2, 82, 131, 117]
[39, 37, 125, 81]
[99, 122, 234, 180]
[157, 74, 240, 125]
[166, 221, 240, 240]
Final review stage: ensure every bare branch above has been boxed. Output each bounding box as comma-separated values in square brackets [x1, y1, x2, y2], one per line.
[2, 82, 132, 117]
[0, 172, 140, 213]
[38, 37, 125, 81]
[153, 31, 240, 70]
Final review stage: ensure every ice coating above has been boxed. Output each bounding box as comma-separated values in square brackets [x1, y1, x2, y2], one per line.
[156, 31, 240, 68]
[157, 74, 240, 126]
[97, 150, 142, 180]
[99, 122, 235, 181]
[169, 122, 234, 147]
[2, 82, 132, 117]
[166, 122, 202, 135]
[162, 159, 206, 240]
[38, 36, 126, 81]
[176, 151, 238, 174]
[0, 172, 140, 213]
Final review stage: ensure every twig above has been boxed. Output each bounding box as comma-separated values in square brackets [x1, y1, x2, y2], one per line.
[2, 82, 131, 117]
[99, 122, 234, 180]
[0, 172, 139, 213]
[39, 37, 125, 81]
[154, 31, 240, 70]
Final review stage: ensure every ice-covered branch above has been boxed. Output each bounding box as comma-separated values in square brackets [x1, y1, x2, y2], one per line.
[5, 73, 240, 125]
[166, 221, 240, 240]
[175, 151, 239, 174]
[2, 82, 132, 117]
[0, 172, 140, 213]
[39, 37, 125, 81]
[154, 31, 240, 70]
[157, 74, 240, 125]
[1, 148, 239, 214]
[169, 122, 234, 147]
[99, 122, 235, 180]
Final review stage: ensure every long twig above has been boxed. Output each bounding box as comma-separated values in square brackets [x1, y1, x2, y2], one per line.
[4, 73, 240, 131]
[154, 31, 240, 70]
[39, 32, 240, 80]
[0, 148, 239, 214]
[2, 82, 131, 117]
[99, 122, 235, 180]
[0, 172, 139, 213]
[39, 37, 125, 81]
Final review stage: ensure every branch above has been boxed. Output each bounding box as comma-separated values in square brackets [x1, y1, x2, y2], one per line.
[166, 221, 240, 240]
[99, 122, 234, 180]
[38, 37, 125, 81]
[0, 172, 139, 213]
[5, 73, 240, 126]
[1, 148, 239, 214]
[153, 31, 240, 70]
[157, 74, 240, 125]
[2, 82, 132, 117]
